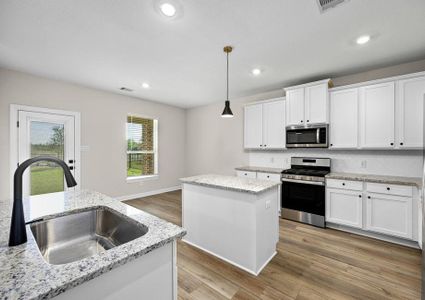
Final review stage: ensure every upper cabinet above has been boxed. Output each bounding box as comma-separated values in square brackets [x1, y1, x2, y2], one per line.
[244, 98, 285, 150]
[329, 88, 359, 149]
[329, 72, 425, 150]
[359, 82, 395, 149]
[396, 76, 425, 149]
[285, 79, 331, 126]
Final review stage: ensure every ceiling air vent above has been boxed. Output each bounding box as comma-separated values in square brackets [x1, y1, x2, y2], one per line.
[316, 0, 349, 13]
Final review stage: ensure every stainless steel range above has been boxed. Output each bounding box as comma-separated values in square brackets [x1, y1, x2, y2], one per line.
[281, 157, 331, 228]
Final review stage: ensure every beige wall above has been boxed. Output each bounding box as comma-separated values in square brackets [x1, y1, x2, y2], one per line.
[0, 68, 186, 201]
[185, 58, 425, 177]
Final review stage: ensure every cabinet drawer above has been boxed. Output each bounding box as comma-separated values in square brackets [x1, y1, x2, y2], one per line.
[257, 172, 281, 182]
[366, 182, 413, 197]
[326, 179, 363, 191]
[236, 171, 257, 179]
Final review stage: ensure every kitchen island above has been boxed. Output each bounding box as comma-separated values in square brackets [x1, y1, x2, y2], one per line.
[180, 174, 280, 275]
[0, 190, 185, 300]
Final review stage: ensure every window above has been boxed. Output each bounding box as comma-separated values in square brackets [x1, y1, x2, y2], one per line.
[126, 115, 158, 179]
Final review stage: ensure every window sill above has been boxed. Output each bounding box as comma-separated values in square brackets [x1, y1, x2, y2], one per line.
[126, 175, 159, 183]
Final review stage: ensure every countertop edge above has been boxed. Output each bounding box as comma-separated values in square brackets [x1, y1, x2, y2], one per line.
[325, 173, 422, 188]
[234, 166, 283, 174]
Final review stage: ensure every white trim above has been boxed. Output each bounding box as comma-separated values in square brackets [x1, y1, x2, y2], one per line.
[329, 71, 425, 92]
[326, 222, 420, 249]
[244, 96, 285, 107]
[9, 104, 81, 201]
[126, 174, 159, 183]
[115, 185, 181, 201]
[181, 238, 276, 276]
[283, 78, 331, 91]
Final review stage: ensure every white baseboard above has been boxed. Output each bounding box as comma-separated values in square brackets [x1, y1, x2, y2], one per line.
[181, 238, 276, 276]
[116, 185, 181, 202]
[326, 223, 420, 249]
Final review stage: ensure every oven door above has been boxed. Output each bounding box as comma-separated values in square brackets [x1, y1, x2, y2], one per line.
[281, 178, 325, 227]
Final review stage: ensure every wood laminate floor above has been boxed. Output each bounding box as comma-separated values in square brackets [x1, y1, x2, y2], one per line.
[125, 190, 422, 300]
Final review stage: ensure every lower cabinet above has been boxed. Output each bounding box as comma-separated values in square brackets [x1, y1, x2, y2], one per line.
[365, 193, 413, 239]
[236, 170, 257, 179]
[326, 179, 417, 242]
[326, 188, 363, 229]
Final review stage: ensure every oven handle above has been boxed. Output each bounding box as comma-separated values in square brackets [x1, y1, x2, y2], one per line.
[281, 178, 325, 186]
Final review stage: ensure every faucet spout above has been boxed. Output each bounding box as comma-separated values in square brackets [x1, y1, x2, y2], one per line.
[8, 156, 77, 246]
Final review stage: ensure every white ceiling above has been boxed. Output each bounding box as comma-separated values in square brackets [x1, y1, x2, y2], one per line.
[1, 0, 425, 108]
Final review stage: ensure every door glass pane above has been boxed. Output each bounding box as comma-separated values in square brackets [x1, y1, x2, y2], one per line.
[30, 121, 65, 195]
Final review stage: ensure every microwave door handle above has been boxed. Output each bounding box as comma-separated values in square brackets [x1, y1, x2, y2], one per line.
[316, 128, 320, 143]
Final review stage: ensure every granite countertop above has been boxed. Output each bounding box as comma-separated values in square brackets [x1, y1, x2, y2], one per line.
[235, 166, 283, 174]
[180, 174, 280, 194]
[326, 172, 422, 188]
[0, 190, 186, 300]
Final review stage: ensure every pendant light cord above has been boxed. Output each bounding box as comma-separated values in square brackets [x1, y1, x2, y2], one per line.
[226, 51, 229, 101]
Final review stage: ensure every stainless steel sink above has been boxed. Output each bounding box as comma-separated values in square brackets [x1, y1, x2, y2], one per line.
[29, 207, 148, 265]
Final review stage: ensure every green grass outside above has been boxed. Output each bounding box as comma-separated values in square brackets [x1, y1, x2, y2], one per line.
[31, 166, 64, 196]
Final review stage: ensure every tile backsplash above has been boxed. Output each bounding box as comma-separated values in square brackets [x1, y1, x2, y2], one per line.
[249, 150, 424, 178]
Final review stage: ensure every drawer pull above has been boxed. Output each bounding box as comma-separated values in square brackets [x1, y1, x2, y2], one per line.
[342, 183, 345, 186]
[358, 195, 362, 198]
[244, 173, 247, 176]
[386, 187, 390, 191]
[367, 196, 371, 199]
[267, 176, 270, 178]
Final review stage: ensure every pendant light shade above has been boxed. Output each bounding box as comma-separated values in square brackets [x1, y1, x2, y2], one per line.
[222, 100, 233, 117]
[221, 46, 234, 118]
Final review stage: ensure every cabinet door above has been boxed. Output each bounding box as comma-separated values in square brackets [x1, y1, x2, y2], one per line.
[365, 193, 413, 239]
[236, 170, 257, 179]
[396, 76, 425, 149]
[359, 82, 395, 149]
[263, 100, 285, 149]
[285, 88, 304, 126]
[244, 104, 263, 149]
[305, 83, 329, 124]
[326, 188, 363, 228]
[329, 88, 359, 149]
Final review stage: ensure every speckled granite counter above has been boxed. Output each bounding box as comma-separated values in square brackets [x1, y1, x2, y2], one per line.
[180, 174, 280, 194]
[235, 166, 283, 174]
[326, 172, 422, 188]
[0, 190, 186, 300]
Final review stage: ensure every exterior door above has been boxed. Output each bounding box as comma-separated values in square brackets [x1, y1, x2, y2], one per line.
[18, 110, 77, 196]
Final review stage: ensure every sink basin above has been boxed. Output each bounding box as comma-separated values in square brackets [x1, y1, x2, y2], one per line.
[30, 207, 149, 265]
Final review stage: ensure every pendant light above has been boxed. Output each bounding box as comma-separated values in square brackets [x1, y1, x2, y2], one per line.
[221, 46, 234, 118]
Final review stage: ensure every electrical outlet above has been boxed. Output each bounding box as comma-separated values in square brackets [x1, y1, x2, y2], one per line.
[270, 157, 274, 163]
[265, 200, 271, 209]
[361, 160, 367, 169]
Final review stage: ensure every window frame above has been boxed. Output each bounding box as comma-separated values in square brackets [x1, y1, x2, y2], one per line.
[126, 114, 159, 182]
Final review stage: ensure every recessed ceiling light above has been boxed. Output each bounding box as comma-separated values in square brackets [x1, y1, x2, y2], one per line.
[160, 3, 176, 17]
[142, 82, 150, 89]
[356, 35, 371, 45]
[251, 68, 262, 76]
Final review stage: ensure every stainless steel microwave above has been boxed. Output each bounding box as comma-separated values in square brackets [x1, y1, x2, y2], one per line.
[285, 124, 328, 148]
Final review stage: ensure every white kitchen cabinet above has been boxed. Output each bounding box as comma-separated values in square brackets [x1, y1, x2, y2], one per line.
[257, 172, 281, 182]
[359, 82, 395, 149]
[244, 98, 285, 150]
[244, 104, 263, 149]
[329, 88, 359, 149]
[326, 188, 363, 229]
[262, 100, 286, 149]
[396, 76, 425, 149]
[305, 83, 329, 124]
[365, 193, 413, 239]
[285, 79, 331, 126]
[236, 170, 257, 179]
[285, 88, 304, 126]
